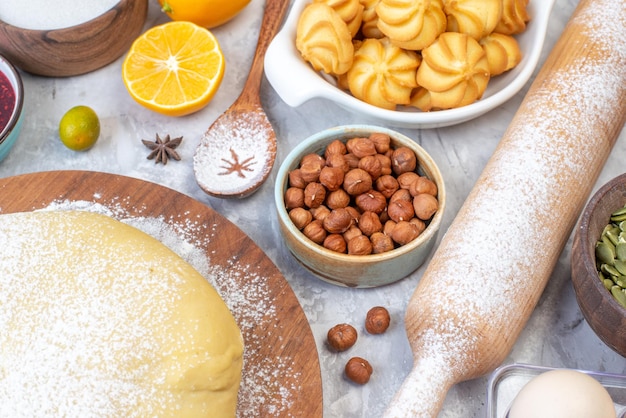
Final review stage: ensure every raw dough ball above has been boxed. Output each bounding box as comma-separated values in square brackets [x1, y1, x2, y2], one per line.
[508, 369, 616, 418]
[0, 210, 243, 418]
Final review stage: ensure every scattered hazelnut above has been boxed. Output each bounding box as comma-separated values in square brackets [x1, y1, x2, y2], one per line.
[327, 323, 358, 351]
[347, 235, 373, 255]
[346, 137, 377, 158]
[343, 168, 373, 196]
[345, 357, 373, 385]
[323, 233, 348, 253]
[413, 193, 439, 220]
[365, 306, 391, 334]
[288, 207, 312, 230]
[391, 146, 417, 175]
[303, 182, 326, 209]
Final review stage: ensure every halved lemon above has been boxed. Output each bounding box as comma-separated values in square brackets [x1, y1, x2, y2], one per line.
[122, 21, 225, 117]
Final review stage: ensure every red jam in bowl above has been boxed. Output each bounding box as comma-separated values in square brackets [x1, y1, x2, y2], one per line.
[0, 71, 16, 133]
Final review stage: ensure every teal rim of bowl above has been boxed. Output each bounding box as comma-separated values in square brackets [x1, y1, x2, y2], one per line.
[0, 54, 24, 146]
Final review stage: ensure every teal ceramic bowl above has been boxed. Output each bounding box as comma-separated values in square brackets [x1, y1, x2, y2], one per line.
[274, 125, 445, 288]
[0, 54, 23, 162]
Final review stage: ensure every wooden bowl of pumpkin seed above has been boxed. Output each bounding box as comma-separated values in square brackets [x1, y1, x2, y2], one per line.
[572, 173, 626, 357]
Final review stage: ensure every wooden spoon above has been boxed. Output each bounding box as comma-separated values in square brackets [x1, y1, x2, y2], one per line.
[384, 0, 626, 416]
[193, 0, 291, 198]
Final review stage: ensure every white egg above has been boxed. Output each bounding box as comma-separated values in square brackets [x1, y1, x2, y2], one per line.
[508, 369, 616, 418]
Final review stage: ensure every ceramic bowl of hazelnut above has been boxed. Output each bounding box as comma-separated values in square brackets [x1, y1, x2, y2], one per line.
[0, 0, 148, 77]
[571, 173, 626, 357]
[274, 125, 445, 288]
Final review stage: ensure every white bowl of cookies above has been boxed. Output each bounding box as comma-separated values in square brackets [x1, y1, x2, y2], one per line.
[265, 0, 556, 129]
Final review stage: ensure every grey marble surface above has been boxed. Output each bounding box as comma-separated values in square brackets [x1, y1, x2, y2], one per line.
[1, 1, 625, 417]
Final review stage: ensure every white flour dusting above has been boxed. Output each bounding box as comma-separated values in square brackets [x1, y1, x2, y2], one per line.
[2, 198, 297, 417]
[193, 113, 275, 196]
[0, 0, 119, 30]
[385, 1, 626, 416]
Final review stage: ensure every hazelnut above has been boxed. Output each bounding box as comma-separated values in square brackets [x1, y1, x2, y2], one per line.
[370, 232, 395, 253]
[288, 207, 312, 230]
[346, 137, 377, 158]
[370, 132, 391, 154]
[387, 199, 415, 222]
[303, 219, 327, 244]
[324, 139, 347, 157]
[413, 193, 439, 220]
[343, 225, 363, 242]
[390, 220, 421, 245]
[347, 235, 373, 255]
[345, 206, 361, 223]
[355, 190, 387, 214]
[319, 166, 345, 191]
[375, 174, 399, 199]
[345, 357, 373, 385]
[327, 323, 358, 351]
[397, 172, 420, 190]
[288, 168, 307, 188]
[300, 153, 325, 183]
[343, 153, 360, 169]
[383, 220, 397, 236]
[310, 205, 330, 222]
[391, 146, 417, 175]
[326, 153, 349, 173]
[389, 188, 412, 203]
[365, 306, 391, 334]
[359, 211, 383, 236]
[358, 155, 382, 180]
[326, 189, 351, 209]
[410, 217, 426, 234]
[376, 153, 392, 176]
[303, 182, 326, 209]
[343, 168, 373, 196]
[323, 208, 354, 234]
[323, 233, 348, 253]
[284, 187, 305, 210]
[410, 176, 438, 197]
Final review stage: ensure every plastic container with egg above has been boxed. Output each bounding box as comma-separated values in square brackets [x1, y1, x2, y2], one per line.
[487, 364, 626, 418]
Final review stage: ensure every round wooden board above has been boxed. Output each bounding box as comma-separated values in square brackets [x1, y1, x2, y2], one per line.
[0, 170, 323, 417]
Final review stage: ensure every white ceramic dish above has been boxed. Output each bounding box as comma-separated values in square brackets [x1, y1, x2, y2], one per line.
[487, 364, 626, 418]
[265, 0, 556, 129]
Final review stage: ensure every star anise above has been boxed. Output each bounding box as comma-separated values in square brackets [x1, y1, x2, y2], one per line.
[142, 134, 183, 165]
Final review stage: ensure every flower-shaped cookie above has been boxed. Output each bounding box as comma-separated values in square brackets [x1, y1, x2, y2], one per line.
[296, 2, 354, 75]
[443, 0, 503, 40]
[376, 0, 447, 51]
[347, 37, 420, 110]
[480, 32, 522, 76]
[495, 0, 530, 35]
[416, 31, 490, 109]
[314, 0, 364, 37]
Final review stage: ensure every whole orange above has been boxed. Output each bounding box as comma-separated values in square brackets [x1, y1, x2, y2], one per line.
[159, 0, 252, 28]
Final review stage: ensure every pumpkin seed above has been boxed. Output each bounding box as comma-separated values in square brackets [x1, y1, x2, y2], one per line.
[611, 286, 626, 308]
[611, 207, 626, 222]
[596, 241, 616, 265]
[615, 259, 626, 275]
[604, 278, 615, 291]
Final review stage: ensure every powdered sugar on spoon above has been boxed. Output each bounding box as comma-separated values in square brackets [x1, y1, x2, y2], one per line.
[193, 0, 290, 198]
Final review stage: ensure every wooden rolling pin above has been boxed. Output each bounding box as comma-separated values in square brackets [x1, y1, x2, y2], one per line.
[384, 0, 626, 416]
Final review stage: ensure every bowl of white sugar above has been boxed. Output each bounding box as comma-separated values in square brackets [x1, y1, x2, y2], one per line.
[0, 0, 148, 77]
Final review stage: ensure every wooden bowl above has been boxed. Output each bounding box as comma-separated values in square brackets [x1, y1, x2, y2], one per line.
[274, 125, 446, 288]
[0, 0, 148, 77]
[572, 173, 626, 357]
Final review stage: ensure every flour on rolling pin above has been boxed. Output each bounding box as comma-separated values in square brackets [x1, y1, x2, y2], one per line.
[385, 1, 626, 417]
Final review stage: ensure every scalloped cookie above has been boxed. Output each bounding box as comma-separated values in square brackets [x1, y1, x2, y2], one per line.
[495, 0, 530, 35]
[376, 0, 447, 51]
[416, 31, 490, 109]
[347, 37, 420, 109]
[443, 0, 503, 40]
[296, 2, 355, 75]
[480, 32, 522, 76]
[314, 0, 365, 37]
